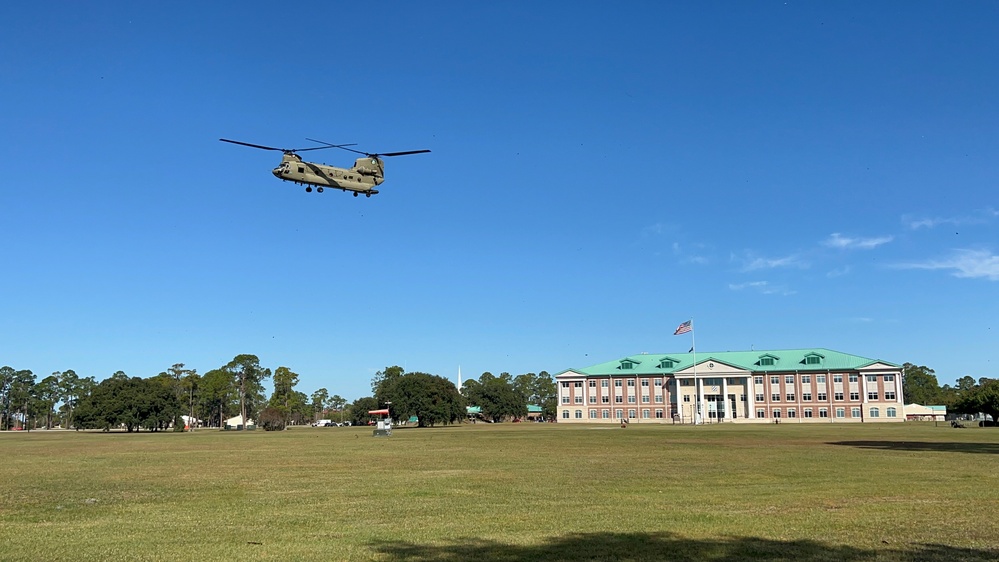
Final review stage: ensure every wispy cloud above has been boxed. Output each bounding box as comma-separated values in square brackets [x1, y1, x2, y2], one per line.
[735, 252, 807, 272]
[893, 249, 999, 281]
[728, 281, 796, 296]
[903, 208, 999, 230]
[823, 233, 893, 250]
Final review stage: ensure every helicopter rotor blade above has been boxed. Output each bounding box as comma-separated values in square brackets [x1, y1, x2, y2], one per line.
[305, 138, 431, 158]
[378, 149, 432, 157]
[220, 138, 282, 151]
[220, 138, 345, 153]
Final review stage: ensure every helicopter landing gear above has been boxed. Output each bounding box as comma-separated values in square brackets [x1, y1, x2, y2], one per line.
[305, 186, 312, 193]
[317, 187, 324, 193]
[353, 192, 359, 197]
[365, 192, 371, 198]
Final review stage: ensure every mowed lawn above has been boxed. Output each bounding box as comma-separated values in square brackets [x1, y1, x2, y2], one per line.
[1, 423, 997, 561]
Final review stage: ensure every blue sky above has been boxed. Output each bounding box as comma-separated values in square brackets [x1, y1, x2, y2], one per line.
[2, 2, 996, 399]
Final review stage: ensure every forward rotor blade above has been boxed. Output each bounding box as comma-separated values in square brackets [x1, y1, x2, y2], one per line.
[306, 138, 367, 156]
[220, 138, 281, 151]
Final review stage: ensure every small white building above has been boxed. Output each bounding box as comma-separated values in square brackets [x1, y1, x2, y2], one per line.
[224, 415, 255, 430]
[904, 404, 946, 421]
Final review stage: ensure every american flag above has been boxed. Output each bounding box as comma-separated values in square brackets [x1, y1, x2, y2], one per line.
[673, 320, 692, 335]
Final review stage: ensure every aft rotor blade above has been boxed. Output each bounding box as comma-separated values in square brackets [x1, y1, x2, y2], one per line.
[306, 138, 367, 156]
[379, 149, 431, 157]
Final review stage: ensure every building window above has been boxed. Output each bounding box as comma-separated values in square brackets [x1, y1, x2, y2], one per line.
[616, 409, 624, 419]
[654, 379, 662, 387]
[834, 392, 844, 401]
[628, 409, 636, 418]
[756, 409, 766, 418]
[621, 362, 634, 370]
[819, 408, 828, 418]
[771, 394, 781, 402]
[655, 395, 663, 403]
[561, 382, 570, 388]
[602, 410, 610, 419]
[740, 394, 747, 402]
[802, 375, 811, 384]
[641, 395, 650, 403]
[833, 375, 843, 383]
[773, 409, 781, 418]
[615, 396, 623, 403]
[589, 409, 597, 419]
[589, 396, 597, 404]
[755, 376, 764, 385]
[561, 396, 570, 404]
[884, 375, 895, 382]
[885, 391, 896, 400]
[770, 376, 780, 385]
[787, 409, 796, 418]
[867, 392, 879, 401]
[601, 396, 609, 404]
[601, 380, 608, 388]
[849, 374, 859, 383]
[561, 410, 569, 419]
[870, 408, 880, 418]
[574, 381, 583, 388]
[683, 394, 691, 402]
[785, 375, 794, 384]
[850, 392, 860, 401]
[805, 355, 821, 365]
[575, 410, 583, 419]
[655, 409, 664, 419]
[836, 408, 845, 418]
[817, 392, 827, 401]
[641, 379, 649, 387]
[642, 409, 650, 419]
[802, 392, 812, 401]
[574, 396, 583, 404]
[589, 380, 596, 388]
[804, 408, 813, 418]
[614, 380, 622, 387]
[756, 393, 765, 402]
[866, 375, 877, 383]
[761, 357, 775, 366]
[627, 379, 635, 387]
[887, 407, 897, 418]
[817, 375, 826, 384]
[851, 407, 861, 418]
[786, 393, 795, 402]
[628, 396, 636, 403]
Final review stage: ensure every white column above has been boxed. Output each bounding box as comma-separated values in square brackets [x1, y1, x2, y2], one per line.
[722, 377, 730, 419]
[696, 377, 704, 424]
[747, 376, 755, 419]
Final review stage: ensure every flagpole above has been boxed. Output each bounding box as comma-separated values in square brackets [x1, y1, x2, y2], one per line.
[691, 318, 697, 425]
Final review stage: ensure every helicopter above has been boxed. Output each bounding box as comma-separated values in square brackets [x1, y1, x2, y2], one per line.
[219, 138, 430, 197]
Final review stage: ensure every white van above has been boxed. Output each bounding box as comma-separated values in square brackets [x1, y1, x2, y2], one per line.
[313, 419, 332, 427]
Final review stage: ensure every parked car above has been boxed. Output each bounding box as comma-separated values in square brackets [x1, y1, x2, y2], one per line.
[312, 419, 333, 427]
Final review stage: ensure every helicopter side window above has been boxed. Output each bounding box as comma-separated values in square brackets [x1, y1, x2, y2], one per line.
[298, 166, 305, 173]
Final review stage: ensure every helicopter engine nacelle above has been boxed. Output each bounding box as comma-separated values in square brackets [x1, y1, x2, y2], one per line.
[353, 157, 384, 177]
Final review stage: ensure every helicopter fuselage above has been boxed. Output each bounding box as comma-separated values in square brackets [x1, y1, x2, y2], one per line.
[272, 153, 384, 196]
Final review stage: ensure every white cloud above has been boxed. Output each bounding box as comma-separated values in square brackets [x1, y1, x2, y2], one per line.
[894, 249, 999, 281]
[728, 281, 796, 296]
[736, 252, 807, 272]
[824, 233, 893, 250]
[904, 208, 999, 230]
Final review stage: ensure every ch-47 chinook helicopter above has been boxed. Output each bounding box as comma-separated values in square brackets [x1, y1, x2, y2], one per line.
[219, 138, 430, 197]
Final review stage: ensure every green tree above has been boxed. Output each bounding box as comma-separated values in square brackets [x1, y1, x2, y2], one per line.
[377, 372, 465, 427]
[225, 354, 271, 425]
[349, 396, 379, 426]
[200, 368, 237, 428]
[954, 378, 999, 426]
[269, 366, 300, 422]
[75, 376, 181, 432]
[329, 394, 347, 424]
[180, 372, 201, 427]
[7, 369, 36, 430]
[371, 365, 405, 395]
[0, 366, 14, 430]
[513, 371, 556, 419]
[464, 372, 526, 423]
[34, 373, 62, 429]
[311, 388, 329, 422]
[901, 363, 942, 405]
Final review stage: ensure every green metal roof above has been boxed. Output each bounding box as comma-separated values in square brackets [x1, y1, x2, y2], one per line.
[559, 348, 899, 377]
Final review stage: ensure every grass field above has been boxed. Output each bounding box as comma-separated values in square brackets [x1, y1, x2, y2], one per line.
[1, 422, 997, 561]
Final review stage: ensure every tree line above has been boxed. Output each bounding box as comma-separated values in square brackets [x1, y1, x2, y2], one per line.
[902, 363, 999, 423]
[1, 358, 558, 431]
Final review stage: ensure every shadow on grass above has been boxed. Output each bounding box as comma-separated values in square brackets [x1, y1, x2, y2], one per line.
[828, 440, 999, 455]
[369, 532, 997, 561]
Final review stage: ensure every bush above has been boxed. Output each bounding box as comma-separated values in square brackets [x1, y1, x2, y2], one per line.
[259, 407, 286, 431]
